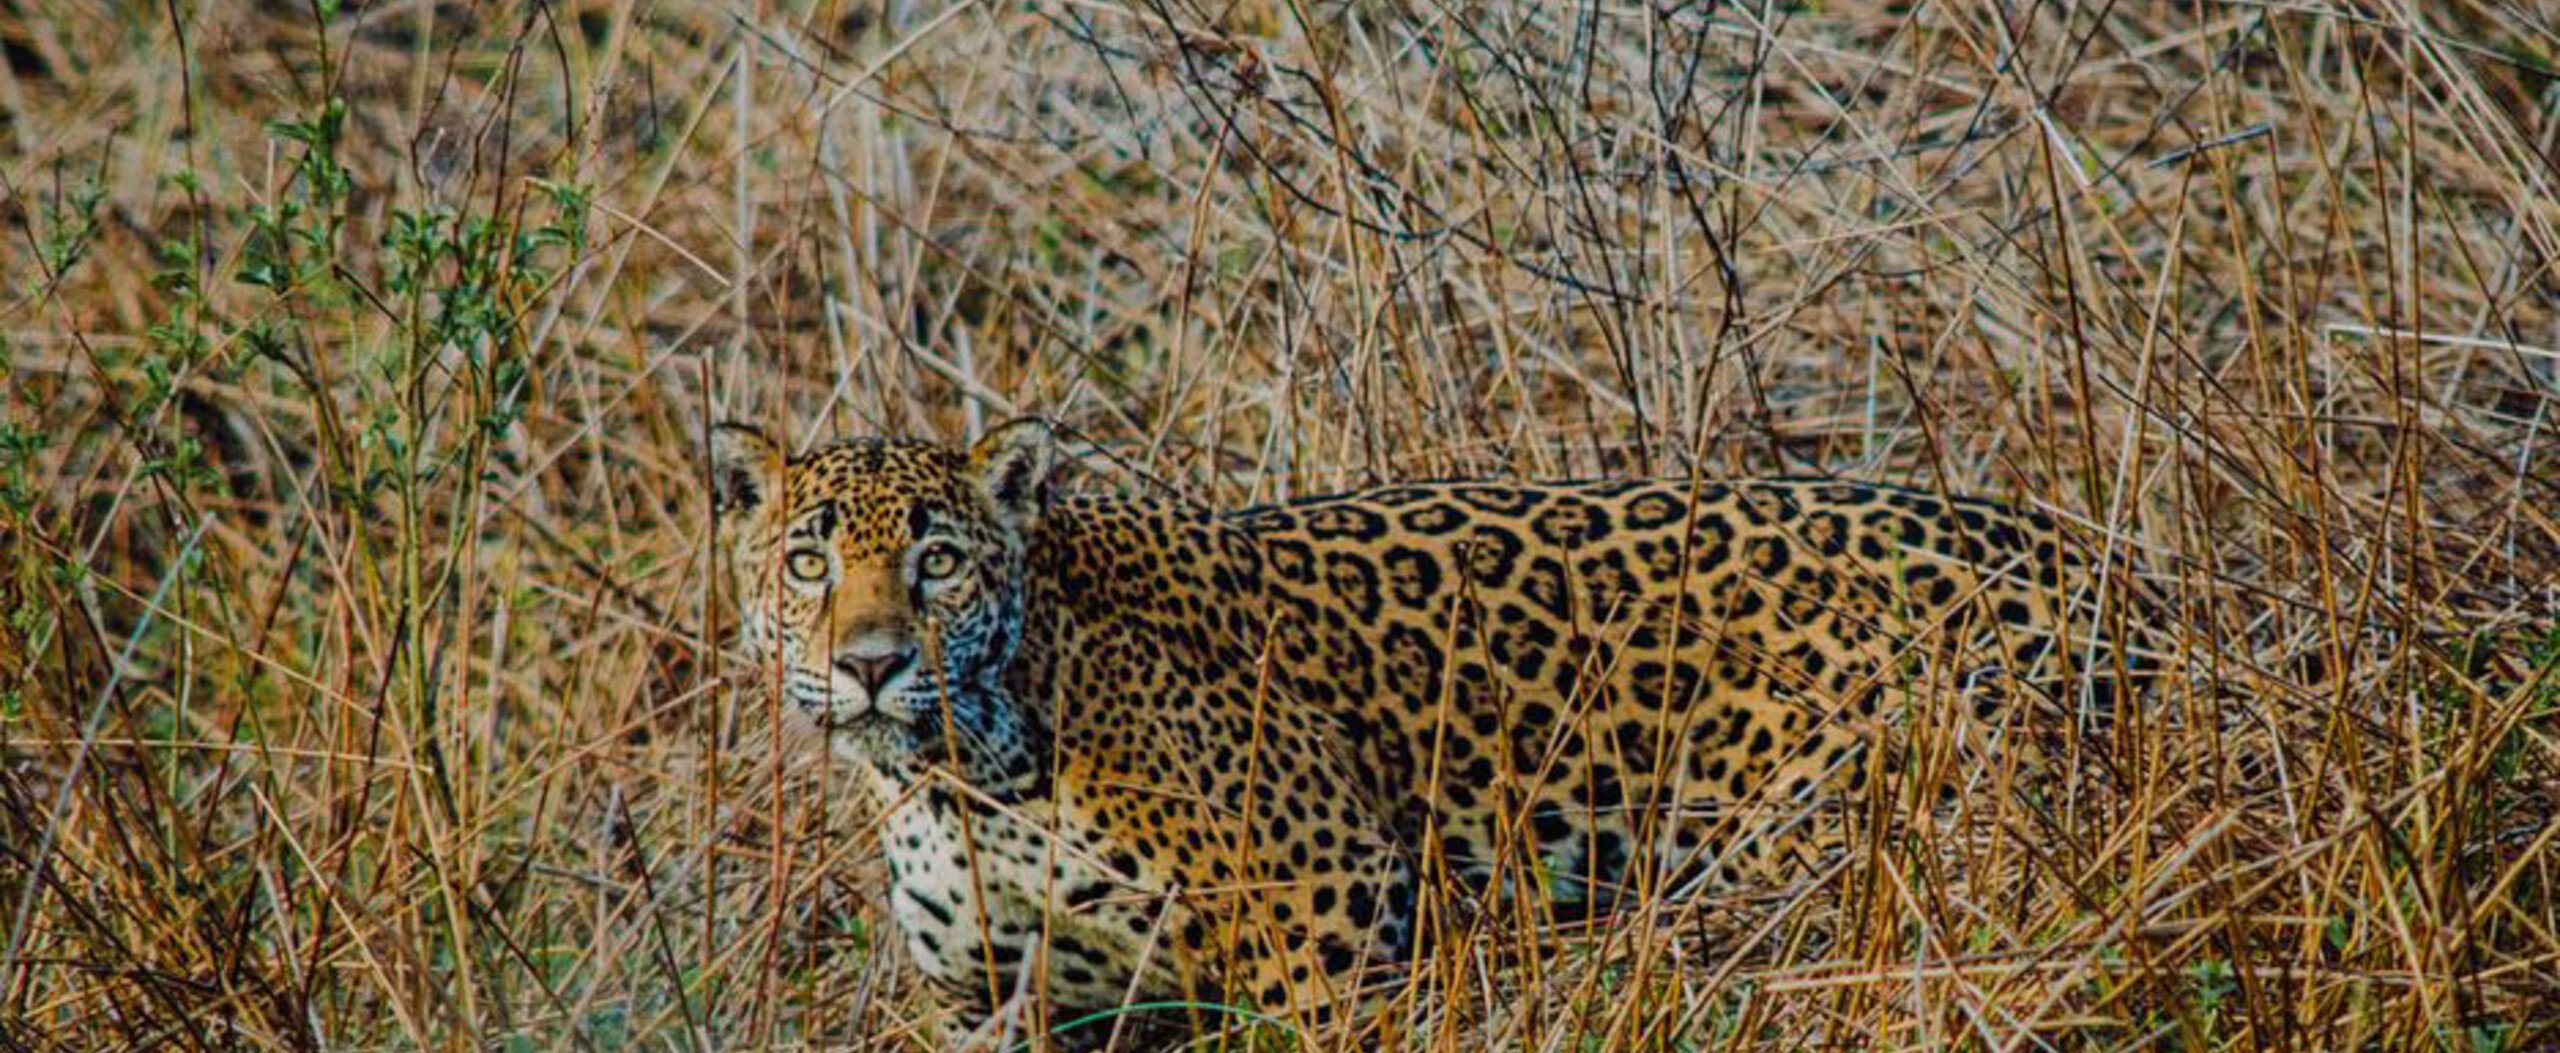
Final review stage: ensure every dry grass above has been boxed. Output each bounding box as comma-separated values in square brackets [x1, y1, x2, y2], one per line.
[2, 0, 2557, 1049]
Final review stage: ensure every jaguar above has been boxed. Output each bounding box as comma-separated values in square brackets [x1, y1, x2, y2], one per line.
[709, 419, 2140, 1046]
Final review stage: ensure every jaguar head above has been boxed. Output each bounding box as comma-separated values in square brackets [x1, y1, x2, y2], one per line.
[711, 419, 1058, 777]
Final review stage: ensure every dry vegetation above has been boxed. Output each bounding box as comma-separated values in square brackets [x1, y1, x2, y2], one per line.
[2, 0, 2557, 1048]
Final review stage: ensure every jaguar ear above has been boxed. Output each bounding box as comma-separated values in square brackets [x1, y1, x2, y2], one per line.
[710, 422, 785, 518]
[967, 418, 1060, 529]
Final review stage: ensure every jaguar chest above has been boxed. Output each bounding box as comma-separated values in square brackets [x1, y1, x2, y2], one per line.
[877, 788, 1184, 1015]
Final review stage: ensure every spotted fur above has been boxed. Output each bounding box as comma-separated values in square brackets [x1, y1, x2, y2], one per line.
[712, 420, 2138, 1042]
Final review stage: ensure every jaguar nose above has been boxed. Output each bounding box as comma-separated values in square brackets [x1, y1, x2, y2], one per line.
[835, 649, 916, 695]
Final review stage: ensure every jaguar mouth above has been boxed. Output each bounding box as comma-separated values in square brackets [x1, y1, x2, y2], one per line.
[791, 692, 906, 731]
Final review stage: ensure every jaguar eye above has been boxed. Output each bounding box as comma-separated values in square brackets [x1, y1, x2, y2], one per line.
[785, 550, 830, 582]
[916, 543, 964, 581]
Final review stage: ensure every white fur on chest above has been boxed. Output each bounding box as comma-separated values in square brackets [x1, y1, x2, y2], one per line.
[878, 790, 1182, 1014]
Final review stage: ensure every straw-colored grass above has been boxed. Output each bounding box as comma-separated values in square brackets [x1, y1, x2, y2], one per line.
[2, 0, 2554, 1049]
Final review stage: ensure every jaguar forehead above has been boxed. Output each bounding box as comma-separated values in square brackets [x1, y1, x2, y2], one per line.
[776, 438, 982, 554]
[785, 500, 842, 542]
